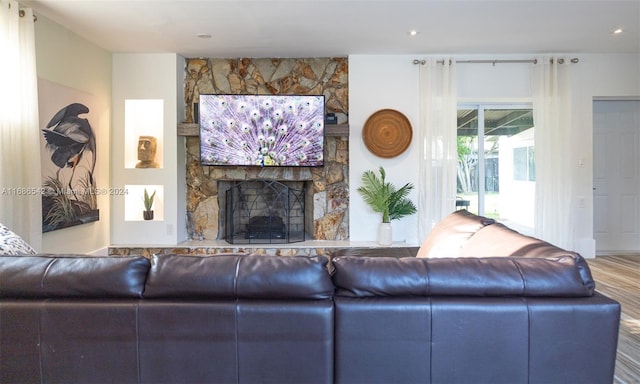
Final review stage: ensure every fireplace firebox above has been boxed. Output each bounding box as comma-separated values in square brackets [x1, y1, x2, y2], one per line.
[224, 180, 305, 244]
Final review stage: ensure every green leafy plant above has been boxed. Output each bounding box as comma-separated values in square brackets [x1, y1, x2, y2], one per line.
[357, 166, 417, 223]
[143, 188, 156, 212]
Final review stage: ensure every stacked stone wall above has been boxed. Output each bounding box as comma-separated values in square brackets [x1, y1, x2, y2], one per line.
[183, 58, 349, 240]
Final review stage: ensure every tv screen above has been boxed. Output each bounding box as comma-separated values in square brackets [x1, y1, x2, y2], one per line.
[199, 94, 325, 167]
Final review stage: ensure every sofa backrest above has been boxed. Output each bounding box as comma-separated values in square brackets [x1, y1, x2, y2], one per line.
[416, 210, 495, 258]
[143, 254, 335, 299]
[0, 254, 335, 300]
[460, 222, 570, 258]
[331, 255, 595, 297]
[0, 255, 150, 298]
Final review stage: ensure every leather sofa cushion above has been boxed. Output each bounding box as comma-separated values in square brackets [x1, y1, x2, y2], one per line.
[416, 210, 495, 258]
[144, 254, 334, 299]
[332, 255, 595, 297]
[459, 222, 595, 291]
[0, 256, 150, 298]
[461, 222, 569, 258]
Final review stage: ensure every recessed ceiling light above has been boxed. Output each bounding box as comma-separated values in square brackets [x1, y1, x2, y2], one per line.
[612, 28, 624, 35]
[408, 30, 419, 36]
[197, 33, 212, 39]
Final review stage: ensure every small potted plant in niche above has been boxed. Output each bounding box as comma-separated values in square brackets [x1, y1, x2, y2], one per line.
[357, 166, 417, 245]
[143, 188, 156, 221]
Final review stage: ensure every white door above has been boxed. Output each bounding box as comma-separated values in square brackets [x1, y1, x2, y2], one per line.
[593, 100, 640, 253]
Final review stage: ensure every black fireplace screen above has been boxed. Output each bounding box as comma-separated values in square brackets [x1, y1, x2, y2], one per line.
[225, 180, 305, 244]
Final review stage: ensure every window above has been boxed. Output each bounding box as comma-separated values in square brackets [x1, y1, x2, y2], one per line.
[457, 104, 535, 232]
[513, 146, 535, 181]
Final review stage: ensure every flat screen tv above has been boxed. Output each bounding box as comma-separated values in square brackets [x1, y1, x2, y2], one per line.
[199, 94, 325, 167]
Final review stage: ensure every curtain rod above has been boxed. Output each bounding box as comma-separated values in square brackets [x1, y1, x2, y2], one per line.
[413, 58, 579, 65]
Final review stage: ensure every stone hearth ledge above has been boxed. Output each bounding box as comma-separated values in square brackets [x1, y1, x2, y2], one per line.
[108, 240, 418, 258]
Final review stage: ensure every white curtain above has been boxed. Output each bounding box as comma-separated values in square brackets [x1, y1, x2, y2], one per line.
[531, 57, 574, 249]
[417, 59, 458, 241]
[0, 0, 41, 250]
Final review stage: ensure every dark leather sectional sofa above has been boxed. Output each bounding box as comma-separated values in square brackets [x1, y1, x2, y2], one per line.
[0, 211, 621, 384]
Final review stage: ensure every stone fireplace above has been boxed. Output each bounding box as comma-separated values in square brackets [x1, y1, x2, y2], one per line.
[185, 137, 348, 241]
[183, 57, 350, 242]
[220, 179, 308, 244]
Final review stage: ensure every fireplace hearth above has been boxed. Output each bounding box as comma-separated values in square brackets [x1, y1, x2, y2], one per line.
[224, 180, 305, 244]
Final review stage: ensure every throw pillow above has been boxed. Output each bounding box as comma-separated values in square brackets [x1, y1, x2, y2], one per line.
[0, 223, 36, 255]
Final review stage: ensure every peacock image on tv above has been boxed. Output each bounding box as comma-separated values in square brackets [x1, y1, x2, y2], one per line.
[199, 94, 325, 167]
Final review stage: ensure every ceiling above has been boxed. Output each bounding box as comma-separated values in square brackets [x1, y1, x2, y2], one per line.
[20, 0, 640, 58]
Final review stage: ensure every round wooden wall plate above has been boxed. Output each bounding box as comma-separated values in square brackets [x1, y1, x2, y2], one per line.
[362, 109, 413, 158]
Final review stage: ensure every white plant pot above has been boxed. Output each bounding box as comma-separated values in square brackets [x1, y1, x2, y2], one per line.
[377, 222, 393, 246]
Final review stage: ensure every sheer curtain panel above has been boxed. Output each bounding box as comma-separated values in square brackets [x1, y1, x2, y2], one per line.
[0, 0, 41, 250]
[417, 59, 458, 241]
[531, 57, 574, 250]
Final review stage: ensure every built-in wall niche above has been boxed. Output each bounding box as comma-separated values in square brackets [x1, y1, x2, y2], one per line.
[124, 99, 164, 169]
[124, 185, 164, 221]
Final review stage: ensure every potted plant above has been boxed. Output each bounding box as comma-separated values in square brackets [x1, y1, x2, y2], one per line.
[357, 166, 417, 245]
[143, 188, 156, 220]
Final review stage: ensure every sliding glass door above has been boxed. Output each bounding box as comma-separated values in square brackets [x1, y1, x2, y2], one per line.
[457, 104, 535, 234]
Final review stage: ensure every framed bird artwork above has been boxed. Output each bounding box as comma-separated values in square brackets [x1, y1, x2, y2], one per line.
[39, 80, 100, 233]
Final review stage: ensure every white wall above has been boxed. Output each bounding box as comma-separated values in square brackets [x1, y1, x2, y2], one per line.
[111, 53, 186, 245]
[348, 55, 421, 245]
[456, 55, 531, 101]
[349, 53, 640, 255]
[34, 14, 112, 255]
[569, 54, 640, 257]
[175, 56, 188, 242]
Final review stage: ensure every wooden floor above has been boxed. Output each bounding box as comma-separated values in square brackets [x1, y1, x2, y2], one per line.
[587, 255, 640, 384]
